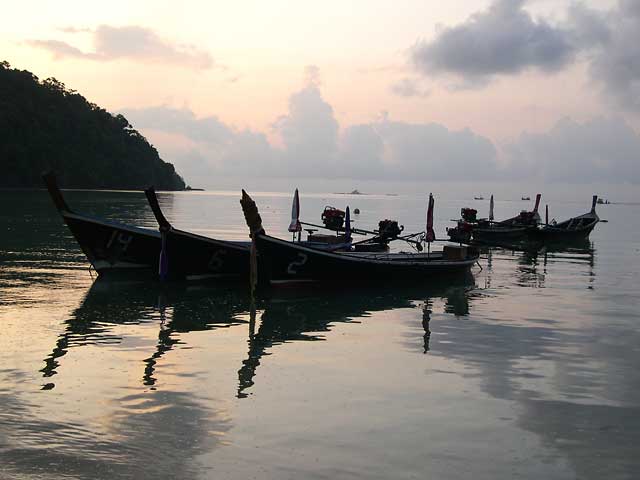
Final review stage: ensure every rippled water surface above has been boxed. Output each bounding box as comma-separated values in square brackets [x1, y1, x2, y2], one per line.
[1, 186, 639, 479]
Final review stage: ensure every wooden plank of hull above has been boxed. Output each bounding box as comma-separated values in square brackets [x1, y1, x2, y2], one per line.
[255, 234, 477, 284]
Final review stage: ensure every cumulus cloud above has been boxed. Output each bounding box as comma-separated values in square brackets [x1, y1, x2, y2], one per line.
[411, 0, 575, 85]
[120, 67, 639, 186]
[27, 25, 213, 69]
[120, 80, 499, 184]
[339, 124, 385, 175]
[122, 105, 277, 179]
[505, 116, 640, 184]
[376, 119, 498, 180]
[409, 0, 640, 111]
[122, 107, 233, 145]
[274, 80, 340, 173]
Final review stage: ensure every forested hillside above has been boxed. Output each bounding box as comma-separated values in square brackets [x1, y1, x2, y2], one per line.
[0, 61, 185, 190]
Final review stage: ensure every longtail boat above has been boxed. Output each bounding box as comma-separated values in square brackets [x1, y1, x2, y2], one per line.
[532, 196, 599, 243]
[240, 190, 478, 286]
[43, 172, 250, 279]
[447, 194, 542, 246]
[44, 172, 163, 276]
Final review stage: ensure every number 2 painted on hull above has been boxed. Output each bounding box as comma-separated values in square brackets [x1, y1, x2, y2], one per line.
[287, 253, 308, 275]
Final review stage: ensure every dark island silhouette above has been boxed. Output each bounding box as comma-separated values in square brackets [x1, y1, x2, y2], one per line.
[0, 61, 185, 190]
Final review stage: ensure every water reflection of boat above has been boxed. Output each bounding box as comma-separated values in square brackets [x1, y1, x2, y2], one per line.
[478, 240, 595, 290]
[42, 278, 475, 392]
[237, 281, 474, 397]
[41, 279, 251, 386]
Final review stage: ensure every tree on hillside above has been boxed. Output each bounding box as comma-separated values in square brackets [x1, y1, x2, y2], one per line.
[0, 61, 185, 190]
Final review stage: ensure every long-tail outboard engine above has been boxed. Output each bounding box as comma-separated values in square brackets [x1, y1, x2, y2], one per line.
[447, 207, 476, 244]
[378, 219, 404, 241]
[461, 208, 477, 223]
[321, 206, 345, 230]
[516, 210, 539, 226]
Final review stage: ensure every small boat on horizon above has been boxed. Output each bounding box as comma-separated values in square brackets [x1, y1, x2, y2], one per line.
[522, 196, 531, 201]
[334, 189, 366, 195]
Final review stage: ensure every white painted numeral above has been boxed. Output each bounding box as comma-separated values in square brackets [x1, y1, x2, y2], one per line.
[287, 253, 308, 275]
[106, 231, 132, 252]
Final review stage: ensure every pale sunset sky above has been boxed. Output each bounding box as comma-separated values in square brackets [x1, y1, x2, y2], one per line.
[2, 0, 638, 186]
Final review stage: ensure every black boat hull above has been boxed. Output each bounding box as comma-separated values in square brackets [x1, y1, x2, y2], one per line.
[60, 212, 253, 280]
[472, 225, 534, 244]
[447, 223, 536, 247]
[162, 229, 250, 280]
[531, 221, 597, 243]
[531, 199, 599, 243]
[63, 211, 162, 275]
[255, 234, 478, 285]
[44, 172, 252, 280]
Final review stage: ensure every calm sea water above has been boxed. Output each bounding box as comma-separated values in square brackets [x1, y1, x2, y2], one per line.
[1, 183, 639, 479]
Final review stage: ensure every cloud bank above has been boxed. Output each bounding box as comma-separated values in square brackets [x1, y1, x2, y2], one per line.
[121, 70, 640, 185]
[410, 0, 640, 110]
[28, 25, 213, 69]
[506, 116, 640, 184]
[577, 1, 640, 111]
[121, 66, 498, 183]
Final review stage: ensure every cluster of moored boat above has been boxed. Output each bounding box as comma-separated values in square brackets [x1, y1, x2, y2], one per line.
[446, 194, 600, 248]
[44, 173, 601, 287]
[44, 173, 478, 287]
